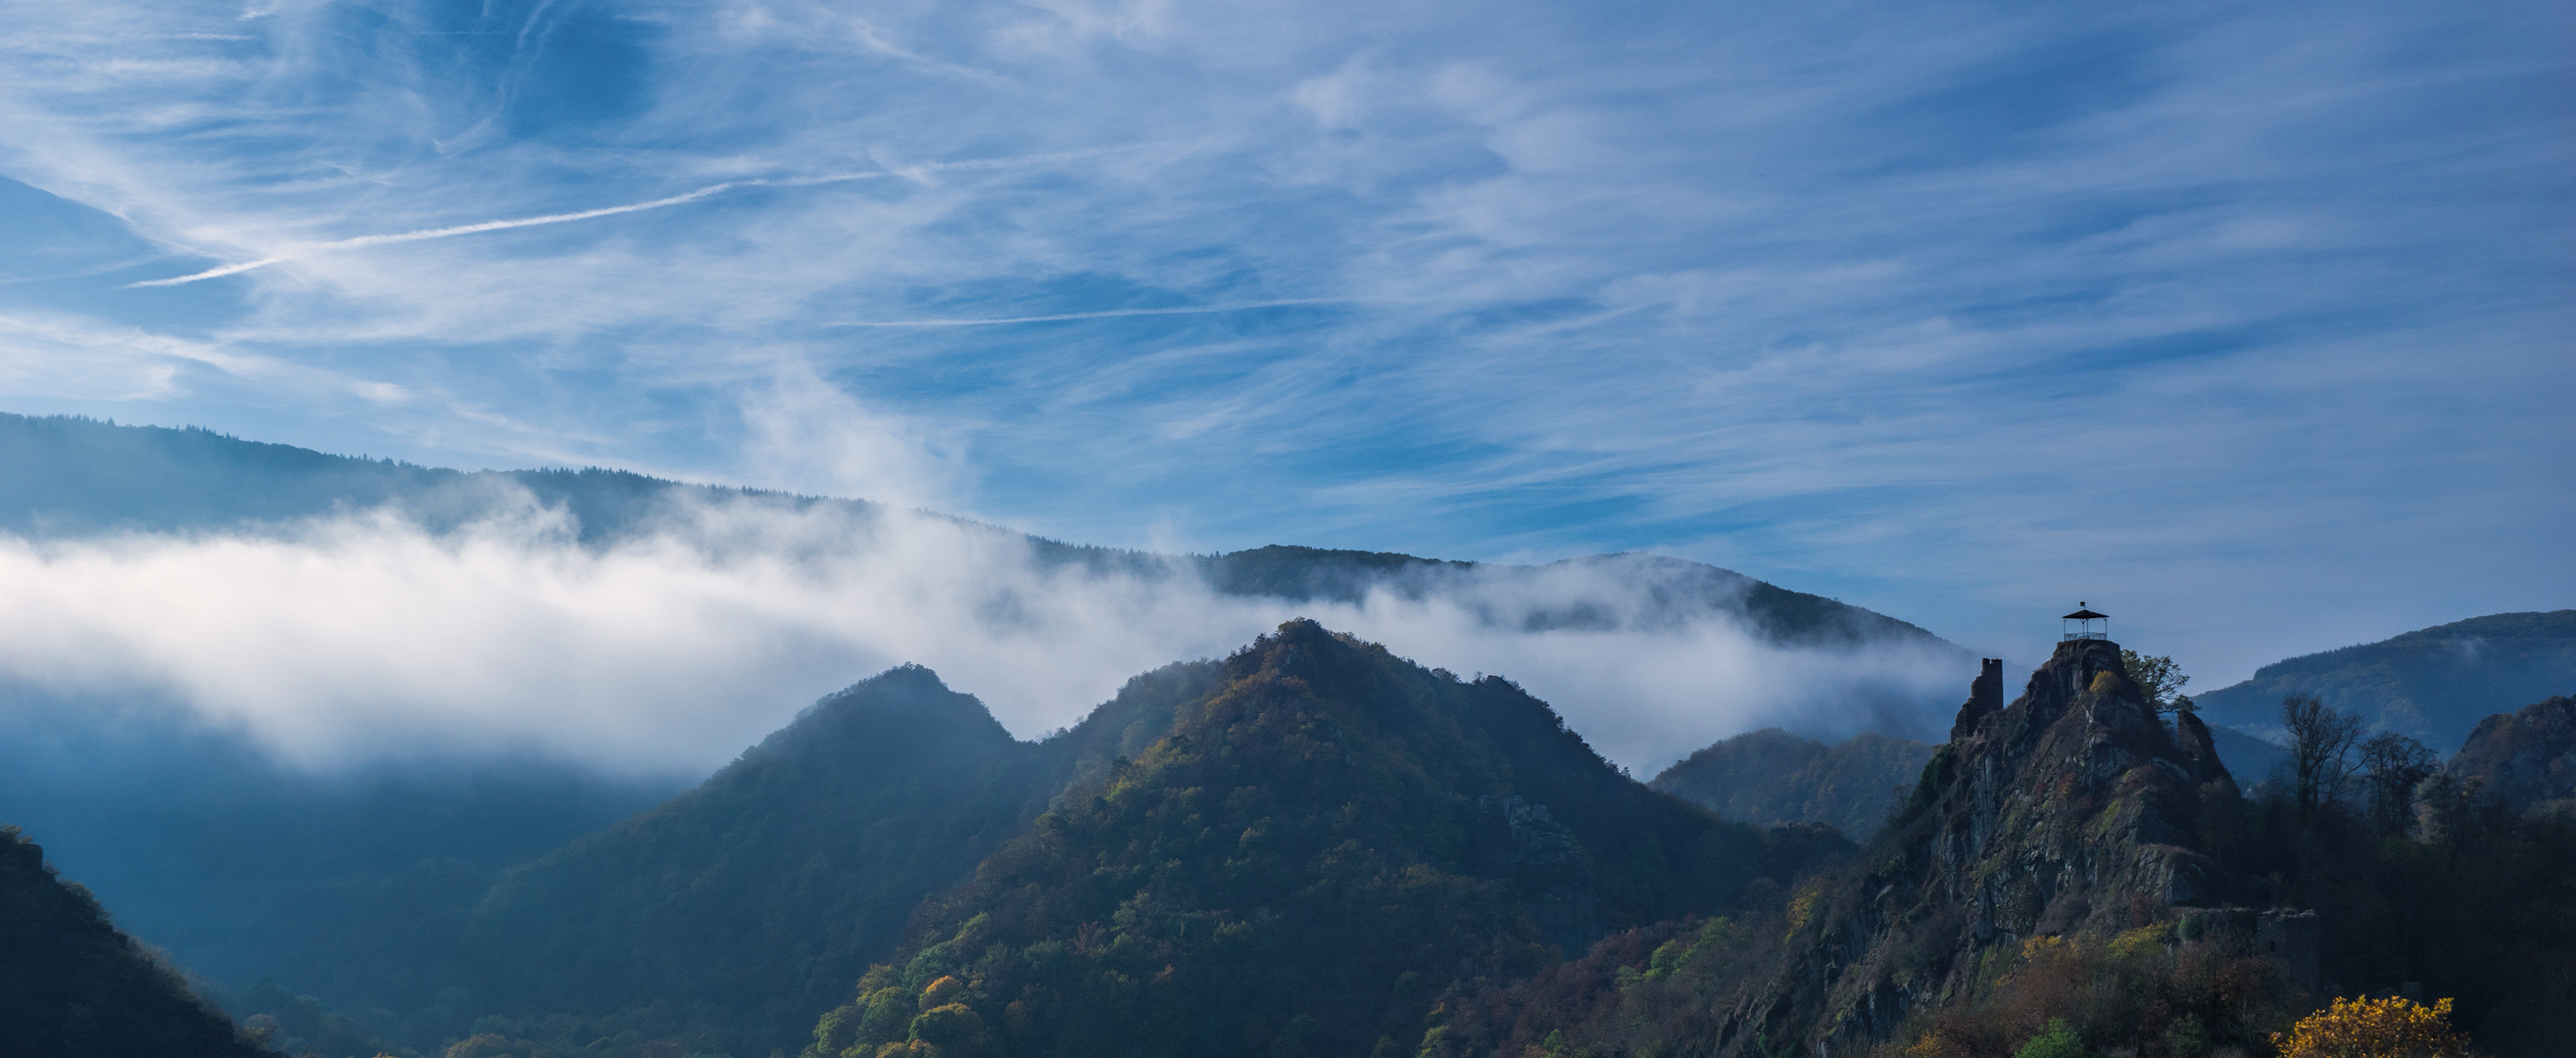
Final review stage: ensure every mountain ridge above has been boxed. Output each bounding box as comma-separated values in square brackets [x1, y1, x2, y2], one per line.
[0, 411, 1954, 653]
[1648, 729, 1935, 843]
[1, 826, 276, 1058]
[798, 620, 1847, 1058]
[2193, 610, 2576, 751]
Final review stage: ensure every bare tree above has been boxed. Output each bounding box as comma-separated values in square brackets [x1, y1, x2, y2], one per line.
[2281, 693, 2362, 815]
[2358, 732, 2438, 835]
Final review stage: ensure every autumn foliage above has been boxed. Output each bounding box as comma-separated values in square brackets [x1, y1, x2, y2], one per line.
[2271, 995, 2468, 1058]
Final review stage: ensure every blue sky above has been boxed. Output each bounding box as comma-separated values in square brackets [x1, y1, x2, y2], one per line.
[1, 0, 2568, 687]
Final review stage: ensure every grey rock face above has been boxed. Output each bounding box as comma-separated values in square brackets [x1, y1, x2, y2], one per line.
[1713, 639, 2242, 1057]
[1948, 658, 2006, 742]
[2448, 694, 2576, 813]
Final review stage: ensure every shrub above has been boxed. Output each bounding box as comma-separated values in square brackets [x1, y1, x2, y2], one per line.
[2271, 995, 2467, 1058]
[2013, 1019, 2089, 1058]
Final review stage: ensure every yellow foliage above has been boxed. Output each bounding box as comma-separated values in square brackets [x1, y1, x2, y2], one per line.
[2105, 922, 2172, 959]
[2018, 935, 2068, 961]
[919, 975, 964, 1010]
[1785, 881, 1825, 938]
[2272, 995, 2468, 1058]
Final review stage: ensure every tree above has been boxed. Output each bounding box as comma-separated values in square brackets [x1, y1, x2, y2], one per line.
[2357, 732, 2437, 836]
[2281, 694, 2362, 815]
[2013, 1018, 2092, 1058]
[2119, 650, 2194, 713]
[2272, 995, 2468, 1058]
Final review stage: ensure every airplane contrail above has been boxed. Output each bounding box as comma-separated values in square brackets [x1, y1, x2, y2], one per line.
[825, 300, 1344, 327]
[122, 148, 1123, 289]
[125, 180, 818, 288]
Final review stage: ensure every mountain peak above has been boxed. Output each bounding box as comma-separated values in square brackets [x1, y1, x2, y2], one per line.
[746, 663, 1014, 764]
[1718, 639, 2241, 1051]
[802, 622, 1835, 1058]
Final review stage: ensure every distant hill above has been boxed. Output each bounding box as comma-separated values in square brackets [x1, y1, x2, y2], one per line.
[795, 621, 1846, 1058]
[1648, 729, 1934, 842]
[2204, 722, 2288, 786]
[0, 826, 274, 1058]
[427, 664, 1189, 1052]
[2193, 611, 2576, 751]
[0, 411, 1956, 653]
[221, 624, 1847, 1057]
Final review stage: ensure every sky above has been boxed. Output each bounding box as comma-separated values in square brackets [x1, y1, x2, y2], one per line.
[1, 0, 2569, 699]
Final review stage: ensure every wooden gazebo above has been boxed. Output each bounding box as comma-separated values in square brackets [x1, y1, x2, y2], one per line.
[2062, 602, 2109, 642]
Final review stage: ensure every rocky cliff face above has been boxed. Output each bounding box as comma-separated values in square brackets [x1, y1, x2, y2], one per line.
[1719, 639, 2238, 1055]
[2448, 694, 2576, 814]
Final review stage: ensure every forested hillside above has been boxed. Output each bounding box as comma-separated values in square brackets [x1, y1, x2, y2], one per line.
[799, 621, 1846, 1058]
[461, 663, 1235, 1053]
[1649, 729, 1933, 842]
[0, 827, 274, 1058]
[0, 411, 1965, 1054]
[2193, 610, 2576, 750]
[1421, 643, 2576, 1057]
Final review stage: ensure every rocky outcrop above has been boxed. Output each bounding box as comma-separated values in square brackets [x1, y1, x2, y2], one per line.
[2449, 695, 2576, 814]
[1714, 639, 2240, 1056]
[1949, 658, 2005, 741]
[2172, 710, 2233, 788]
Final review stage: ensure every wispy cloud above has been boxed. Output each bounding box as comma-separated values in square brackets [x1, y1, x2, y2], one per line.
[0, 0, 2564, 691]
[825, 300, 1344, 327]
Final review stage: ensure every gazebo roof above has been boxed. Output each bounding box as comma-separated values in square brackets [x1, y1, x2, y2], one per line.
[2063, 607, 2109, 620]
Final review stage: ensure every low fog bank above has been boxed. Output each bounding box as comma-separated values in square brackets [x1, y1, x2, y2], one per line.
[0, 491, 1970, 776]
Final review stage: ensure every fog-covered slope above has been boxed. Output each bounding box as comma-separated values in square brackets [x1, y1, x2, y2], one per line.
[0, 412, 1952, 652]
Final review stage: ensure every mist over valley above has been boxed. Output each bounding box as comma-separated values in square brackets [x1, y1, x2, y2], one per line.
[2, 0, 2566, 1051]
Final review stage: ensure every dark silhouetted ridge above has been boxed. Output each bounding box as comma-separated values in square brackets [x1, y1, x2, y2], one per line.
[0, 826, 273, 1058]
